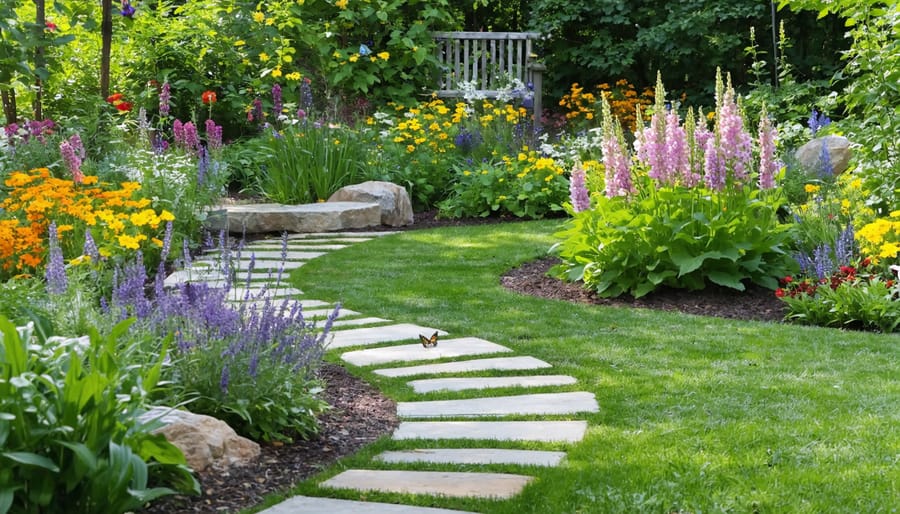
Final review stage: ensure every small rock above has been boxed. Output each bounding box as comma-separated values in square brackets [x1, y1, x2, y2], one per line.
[139, 407, 261, 472]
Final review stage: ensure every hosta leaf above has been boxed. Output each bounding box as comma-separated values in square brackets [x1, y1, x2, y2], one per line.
[1, 452, 60, 472]
[707, 270, 746, 291]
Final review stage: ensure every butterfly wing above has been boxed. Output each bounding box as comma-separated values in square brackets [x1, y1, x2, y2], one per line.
[359, 44, 372, 56]
[420, 332, 439, 347]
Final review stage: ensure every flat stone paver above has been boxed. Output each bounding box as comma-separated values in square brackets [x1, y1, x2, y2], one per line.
[376, 448, 566, 467]
[225, 285, 303, 301]
[257, 495, 475, 514]
[375, 356, 552, 378]
[331, 316, 393, 328]
[408, 375, 578, 393]
[236, 244, 348, 252]
[163, 267, 227, 288]
[287, 236, 375, 243]
[288, 231, 396, 238]
[341, 337, 512, 367]
[228, 250, 326, 260]
[321, 470, 533, 499]
[229, 298, 330, 310]
[393, 420, 589, 443]
[327, 324, 448, 349]
[397, 392, 598, 418]
[303, 308, 360, 319]
[230, 259, 307, 271]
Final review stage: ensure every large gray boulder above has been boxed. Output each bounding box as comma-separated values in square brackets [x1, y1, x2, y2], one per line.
[327, 181, 414, 227]
[795, 135, 852, 175]
[139, 407, 260, 472]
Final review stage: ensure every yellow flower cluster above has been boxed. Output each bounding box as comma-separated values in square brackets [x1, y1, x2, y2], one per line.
[857, 213, 900, 261]
[0, 168, 174, 277]
[559, 79, 654, 131]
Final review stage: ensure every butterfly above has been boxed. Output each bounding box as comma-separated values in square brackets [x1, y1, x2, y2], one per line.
[419, 331, 438, 348]
[359, 44, 372, 56]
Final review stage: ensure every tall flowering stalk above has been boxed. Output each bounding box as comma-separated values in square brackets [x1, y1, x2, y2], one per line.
[159, 81, 171, 117]
[59, 134, 85, 184]
[757, 106, 780, 190]
[600, 94, 633, 198]
[45, 222, 68, 295]
[272, 83, 283, 120]
[569, 160, 591, 212]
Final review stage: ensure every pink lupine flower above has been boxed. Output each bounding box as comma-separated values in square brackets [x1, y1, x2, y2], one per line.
[59, 134, 85, 184]
[159, 81, 171, 117]
[757, 113, 779, 190]
[205, 119, 223, 151]
[664, 110, 691, 186]
[569, 161, 591, 212]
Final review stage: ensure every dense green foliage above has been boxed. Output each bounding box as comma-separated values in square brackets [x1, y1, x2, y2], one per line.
[0, 317, 198, 514]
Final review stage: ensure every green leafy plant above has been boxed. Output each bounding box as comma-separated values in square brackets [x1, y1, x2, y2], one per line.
[0, 316, 199, 514]
[254, 122, 368, 204]
[553, 71, 796, 297]
[554, 183, 795, 297]
[438, 151, 569, 219]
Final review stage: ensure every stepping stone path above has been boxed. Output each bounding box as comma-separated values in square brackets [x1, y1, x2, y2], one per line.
[165, 229, 597, 514]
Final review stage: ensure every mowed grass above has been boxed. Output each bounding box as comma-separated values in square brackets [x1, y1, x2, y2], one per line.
[269, 220, 898, 513]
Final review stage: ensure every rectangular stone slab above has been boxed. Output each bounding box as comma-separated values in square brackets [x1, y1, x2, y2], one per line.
[408, 375, 578, 393]
[327, 324, 448, 349]
[321, 469, 533, 499]
[376, 448, 566, 467]
[228, 250, 326, 260]
[375, 356, 552, 378]
[302, 308, 360, 319]
[236, 244, 348, 252]
[392, 421, 588, 443]
[230, 298, 330, 310]
[397, 391, 598, 418]
[341, 337, 511, 367]
[257, 495, 475, 514]
[330, 317, 393, 328]
[230, 259, 306, 270]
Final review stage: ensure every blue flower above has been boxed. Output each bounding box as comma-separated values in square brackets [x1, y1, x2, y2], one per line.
[120, 0, 136, 17]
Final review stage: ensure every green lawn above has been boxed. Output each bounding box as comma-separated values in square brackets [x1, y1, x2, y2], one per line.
[263, 220, 898, 513]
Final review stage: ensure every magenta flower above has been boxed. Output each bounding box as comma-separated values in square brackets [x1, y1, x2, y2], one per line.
[272, 84, 283, 118]
[603, 125, 633, 198]
[205, 119, 223, 150]
[715, 86, 753, 184]
[664, 110, 691, 186]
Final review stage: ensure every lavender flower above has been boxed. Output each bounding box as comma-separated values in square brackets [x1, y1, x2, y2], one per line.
[159, 81, 171, 117]
[807, 108, 831, 136]
[197, 146, 209, 186]
[45, 222, 68, 295]
[272, 83, 283, 118]
[569, 161, 590, 212]
[813, 243, 834, 280]
[219, 365, 230, 395]
[300, 79, 313, 112]
[151, 133, 169, 154]
[249, 98, 264, 124]
[453, 127, 482, 153]
[834, 224, 855, 267]
[83, 229, 100, 262]
[818, 142, 833, 177]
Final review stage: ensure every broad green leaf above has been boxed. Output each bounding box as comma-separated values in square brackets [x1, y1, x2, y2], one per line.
[1, 452, 60, 472]
[707, 270, 746, 291]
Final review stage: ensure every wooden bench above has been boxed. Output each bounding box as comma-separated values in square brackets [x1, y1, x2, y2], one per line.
[432, 31, 545, 129]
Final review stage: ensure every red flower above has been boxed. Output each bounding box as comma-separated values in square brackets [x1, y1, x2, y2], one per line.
[775, 288, 785, 298]
[115, 101, 133, 112]
[106, 93, 123, 104]
[45, 21, 57, 31]
[861, 257, 871, 268]
[781, 276, 793, 285]
[202, 90, 217, 104]
[888, 280, 895, 288]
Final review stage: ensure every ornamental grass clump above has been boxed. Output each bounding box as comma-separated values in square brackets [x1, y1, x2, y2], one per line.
[106, 230, 337, 442]
[553, 70, 795, 298]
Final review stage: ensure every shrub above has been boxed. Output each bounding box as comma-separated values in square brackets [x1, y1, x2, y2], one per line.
[108, 233, 337, 442]
[553, 71, 796, 297]
[0, 316, 199, 514]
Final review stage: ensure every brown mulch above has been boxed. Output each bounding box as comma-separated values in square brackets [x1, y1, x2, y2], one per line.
[145, 210, 786, 513]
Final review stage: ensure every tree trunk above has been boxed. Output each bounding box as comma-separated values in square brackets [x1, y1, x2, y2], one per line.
[100, 0, 112, 99]
[2, 89, 18, 125]
[33, 0, 46, 120]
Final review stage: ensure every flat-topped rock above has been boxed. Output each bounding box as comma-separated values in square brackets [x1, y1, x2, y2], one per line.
[376, 448, 566, 467]
[375, 356, 552, 378]
[397, 391, 598, 418]
[257, 495, 475, 514]
[393, 420, 589, 443]
[341, 337, 511, 367]
[207, 202, 381, 234]
[408, 375, 577, 393]
[321, 469, 533, 499]
[327, 324, 448, 349]
[223, 250, 326, 260]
